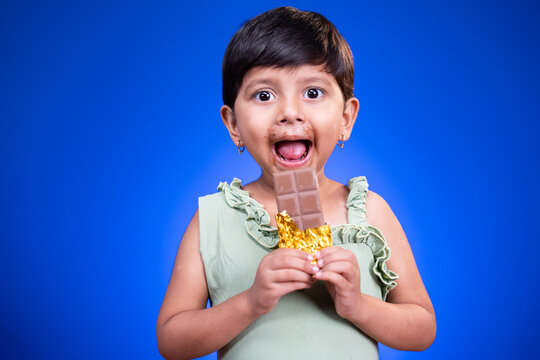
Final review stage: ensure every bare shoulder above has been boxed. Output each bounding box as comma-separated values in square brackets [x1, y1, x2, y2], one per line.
[365, 190, 399, 237]
[365, 190, 387, 218]
[365, 190, 409, 264]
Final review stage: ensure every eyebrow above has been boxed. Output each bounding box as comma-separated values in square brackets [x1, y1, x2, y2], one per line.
[243, 78, 275, 91]
[298, 76, 332, 85]
[243, 76, 331, 91]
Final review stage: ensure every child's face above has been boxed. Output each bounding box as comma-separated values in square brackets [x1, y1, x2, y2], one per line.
[222, 64, 358, 182]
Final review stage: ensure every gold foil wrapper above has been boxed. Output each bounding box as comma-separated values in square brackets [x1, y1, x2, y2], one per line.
[275, 211, 332, 260]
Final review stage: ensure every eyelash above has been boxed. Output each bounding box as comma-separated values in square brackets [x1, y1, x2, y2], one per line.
[254, 90, 275, 102]
[253, 87, 325, 102]
[304, 88, 324, 99]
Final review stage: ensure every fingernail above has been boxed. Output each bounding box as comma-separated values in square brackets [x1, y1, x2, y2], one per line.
[312, 265, 319, 273]
[307, 254, 314, 261]
[315, 251, 321, 258]
[315, 270, 322, 277]
[317, 258, 323, 267]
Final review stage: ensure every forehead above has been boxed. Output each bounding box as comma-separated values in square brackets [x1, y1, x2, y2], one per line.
[241, 64, 338, 89]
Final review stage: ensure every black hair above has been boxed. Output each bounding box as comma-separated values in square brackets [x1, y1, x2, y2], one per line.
[222, 7, 354, 108]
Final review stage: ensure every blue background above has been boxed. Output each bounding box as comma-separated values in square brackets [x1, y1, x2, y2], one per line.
[1, 0, 539, 359]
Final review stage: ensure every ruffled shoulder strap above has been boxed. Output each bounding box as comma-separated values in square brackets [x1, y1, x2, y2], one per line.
[332, 224, 398, 300]
[347, 176, 369, 227]
[217, 179, 279, 249]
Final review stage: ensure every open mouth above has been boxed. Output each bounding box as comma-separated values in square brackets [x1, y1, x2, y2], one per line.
[273, 140, 312, 168]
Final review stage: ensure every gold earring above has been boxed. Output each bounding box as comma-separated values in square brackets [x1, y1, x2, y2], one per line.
[237, 140, 245, 154]
[337, 135, 345, 149]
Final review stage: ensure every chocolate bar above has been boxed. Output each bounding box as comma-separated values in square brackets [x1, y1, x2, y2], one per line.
[273, 168, 324, 231]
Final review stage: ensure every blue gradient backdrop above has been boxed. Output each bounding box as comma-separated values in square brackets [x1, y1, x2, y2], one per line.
[1, 1, 538, 359]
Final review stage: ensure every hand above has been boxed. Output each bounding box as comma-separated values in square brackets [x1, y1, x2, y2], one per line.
[314, 247, 364, 321]
[246, 248, 319, 316]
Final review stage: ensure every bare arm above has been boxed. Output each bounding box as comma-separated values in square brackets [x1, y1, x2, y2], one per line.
[156, 210, 318, 359]
[314, 191, 436, 351]
[156, 210, 255, 359]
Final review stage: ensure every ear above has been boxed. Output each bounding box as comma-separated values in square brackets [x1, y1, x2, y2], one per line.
[341, 97, 359, 141]
[221, 105, 243, 146]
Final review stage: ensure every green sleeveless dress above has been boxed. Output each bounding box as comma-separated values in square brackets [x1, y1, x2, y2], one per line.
[199, 176, 398, 360]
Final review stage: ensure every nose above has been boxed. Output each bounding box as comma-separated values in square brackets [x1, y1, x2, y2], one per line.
[277, 95, 305, 124]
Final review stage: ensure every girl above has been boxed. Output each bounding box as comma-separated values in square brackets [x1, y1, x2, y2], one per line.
[157, 7, 436, 360]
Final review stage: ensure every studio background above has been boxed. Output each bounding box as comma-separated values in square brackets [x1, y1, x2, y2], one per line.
[1, 1, 538, 359]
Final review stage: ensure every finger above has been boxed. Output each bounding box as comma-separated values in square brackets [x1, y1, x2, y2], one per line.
[316, 247, 357, 268]
[316, 261, 359, 283]
[270, 268, 317, 284]
[265, 252, 319, 274]
[273, 281, 314, 298]
[316, 246, 354, 261]
[313, 270, 348, 291]
[315, 269, 360, 296]
[272, 247, 312, 260]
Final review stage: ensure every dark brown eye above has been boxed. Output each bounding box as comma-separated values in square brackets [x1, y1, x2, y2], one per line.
[306, 88, 322, 99]
[257, 91, 274, 101]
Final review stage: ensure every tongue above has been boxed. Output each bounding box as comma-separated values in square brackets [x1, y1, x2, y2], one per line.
[275, 141, 307, 161]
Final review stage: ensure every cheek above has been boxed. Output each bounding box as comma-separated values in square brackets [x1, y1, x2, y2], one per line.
[316, 121, 342, 153]
[320, 115, 344, 137]
[237, 121, 272, 153]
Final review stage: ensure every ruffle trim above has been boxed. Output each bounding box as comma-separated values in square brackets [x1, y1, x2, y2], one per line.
[217, 178, 399, 299]
[217, 179, 280, 248]
[332, 224, 399, 300]
[346, 177, 369, 225]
